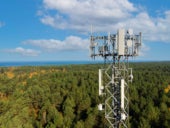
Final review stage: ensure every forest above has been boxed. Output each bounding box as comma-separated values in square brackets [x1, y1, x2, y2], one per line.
[0, 62, 170, 128]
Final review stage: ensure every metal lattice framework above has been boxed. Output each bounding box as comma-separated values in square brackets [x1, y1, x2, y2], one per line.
[90, 29, 142, 128]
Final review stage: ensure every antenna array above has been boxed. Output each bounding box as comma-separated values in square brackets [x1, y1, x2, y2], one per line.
[90, 29, 142, 128]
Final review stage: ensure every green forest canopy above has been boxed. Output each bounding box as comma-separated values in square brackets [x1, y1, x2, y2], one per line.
[0, 62, 170, 128]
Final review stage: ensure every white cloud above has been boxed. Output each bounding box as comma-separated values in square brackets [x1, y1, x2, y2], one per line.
[39, 0, 170, 43]
[23, 36, 89, 51]
[5, 47, 41, 56]
[122, 11, 170, 43]
[40, 0, 137, 31]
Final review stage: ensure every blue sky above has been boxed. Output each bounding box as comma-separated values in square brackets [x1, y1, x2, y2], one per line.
[0, 0, 170, 61]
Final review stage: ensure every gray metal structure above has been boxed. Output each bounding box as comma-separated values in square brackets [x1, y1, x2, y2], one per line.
[90, 29, 142, 128]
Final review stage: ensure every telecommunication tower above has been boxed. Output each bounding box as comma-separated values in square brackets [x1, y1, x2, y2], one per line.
[90, 29, 142, 128]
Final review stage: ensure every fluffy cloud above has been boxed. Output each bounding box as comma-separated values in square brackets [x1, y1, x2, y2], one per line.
[39, 0, 170, 43]
[40, 0, 136, 31]
[23, 36, 89, 51]
[122, 11, 170, 43]
[5, 47, 41, 56]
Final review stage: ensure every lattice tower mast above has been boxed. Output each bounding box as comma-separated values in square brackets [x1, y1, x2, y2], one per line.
[90, 29, 142, 128]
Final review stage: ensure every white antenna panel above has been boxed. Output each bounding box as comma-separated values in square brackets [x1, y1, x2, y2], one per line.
[99, 69, 104, 96]
[117, 29, 125, 56]
[121, 79, 125, 110]
[98, 104, 103, 111]
[127, 40, 132, 47]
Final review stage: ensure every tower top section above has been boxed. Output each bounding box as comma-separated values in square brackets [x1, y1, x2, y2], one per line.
[90, 29, 142, 59]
